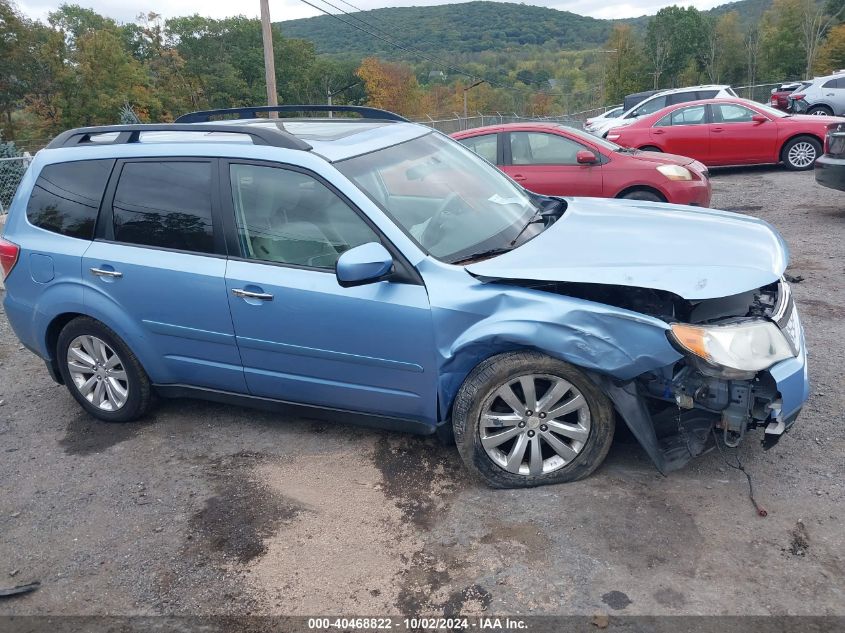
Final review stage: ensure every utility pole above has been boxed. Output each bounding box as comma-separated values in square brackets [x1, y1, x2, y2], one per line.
[260, 0, 278, 117]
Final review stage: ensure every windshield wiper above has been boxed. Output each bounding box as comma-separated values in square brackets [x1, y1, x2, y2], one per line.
[451, 247, 513, 265]
[509, 196, 567, 247]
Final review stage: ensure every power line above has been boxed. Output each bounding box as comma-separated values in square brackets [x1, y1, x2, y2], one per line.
[296, 0, 569, 98]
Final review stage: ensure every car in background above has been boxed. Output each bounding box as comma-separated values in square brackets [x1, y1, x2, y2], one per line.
[815, 122, 845, 190]
[623, 90, 661, 112]
[584, 106, 623, 128]
[585, 85, 737, 137]
[606, 98, 844, 170]
[452, 122, 711, 205]
[788, 73, 845, 115]
[770, 81, 810, 111]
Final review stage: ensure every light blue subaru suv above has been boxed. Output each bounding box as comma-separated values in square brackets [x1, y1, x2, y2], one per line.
[0, 106, 809, 487]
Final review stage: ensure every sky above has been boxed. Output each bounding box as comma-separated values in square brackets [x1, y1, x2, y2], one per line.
[17, 0, 735, 24]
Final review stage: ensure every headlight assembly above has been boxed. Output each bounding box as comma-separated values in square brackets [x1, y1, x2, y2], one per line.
[656, 164, 693, 181]
[670, 320, 794, 372]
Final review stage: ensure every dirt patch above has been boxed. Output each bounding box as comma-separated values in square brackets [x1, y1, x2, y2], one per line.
[794, 298, 845, 320]
[188, 452, 304, 564]
[59, 411, 155, 456]
[653, 587, 686, 608]
[788, 520, 810, 557]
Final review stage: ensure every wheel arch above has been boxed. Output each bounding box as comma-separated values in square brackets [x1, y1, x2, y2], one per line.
[780, 132, 824, 159]
[615, 184, 668, 201]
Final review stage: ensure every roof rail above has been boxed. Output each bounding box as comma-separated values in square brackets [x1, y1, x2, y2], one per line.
[45, 124, 312, 151]
[174, 105, 409, 123]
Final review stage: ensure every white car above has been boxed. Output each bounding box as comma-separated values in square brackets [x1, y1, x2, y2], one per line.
[584, 106, 623, 128]
[586, 85, 737, 138]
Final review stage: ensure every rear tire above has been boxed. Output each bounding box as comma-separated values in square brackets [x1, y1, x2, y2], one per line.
[639, 145, 662, 152]
[452, 351, 615, 488]
[782, 136, 822, 171]
[807, 105, 833, 116]
[620, 188, 665, 202]
[56, 317, 152, 422]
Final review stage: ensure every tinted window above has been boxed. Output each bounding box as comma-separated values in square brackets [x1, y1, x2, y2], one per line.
[230, 164, 380, 269]
[696, 90, 718, 99]
[666, 91, 697, 106]
[459, 134, 498, 163]
[26, 160, 113, 239]
[671, 105, 707, 125]
[112, 162, 214, 253]
[712, 103, 756, 123]
[510, 132, 586, 165]
[632, 95, 667, 117]
[822, 78, 844, 89]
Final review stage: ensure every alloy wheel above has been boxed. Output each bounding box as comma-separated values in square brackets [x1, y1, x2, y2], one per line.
[66, 335, 129, 411]
[480, 374, 591, 476]
[787, 142, 817, 168]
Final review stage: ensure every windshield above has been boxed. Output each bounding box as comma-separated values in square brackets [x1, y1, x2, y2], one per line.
[337, 132, 541, 263]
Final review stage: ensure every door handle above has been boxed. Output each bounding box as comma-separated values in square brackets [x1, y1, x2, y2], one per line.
[653, 129, 665, 135]
[90, 267, 123, 278]
[712, 127, 724, 133]
[512, 174, 527, 181]
[231, 288, 274, 301]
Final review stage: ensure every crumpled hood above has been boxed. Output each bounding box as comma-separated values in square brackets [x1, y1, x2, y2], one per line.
[466, 198, 789, 300]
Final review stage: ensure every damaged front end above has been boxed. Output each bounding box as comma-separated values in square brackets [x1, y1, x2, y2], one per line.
[511, 277, 808, 474]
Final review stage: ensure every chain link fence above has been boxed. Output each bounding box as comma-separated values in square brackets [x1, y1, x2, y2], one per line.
[415, 107, 607, 134]
[0, 155, 33, 217]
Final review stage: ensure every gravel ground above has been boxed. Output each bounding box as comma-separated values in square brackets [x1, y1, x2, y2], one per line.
[0, 167, 843, 622]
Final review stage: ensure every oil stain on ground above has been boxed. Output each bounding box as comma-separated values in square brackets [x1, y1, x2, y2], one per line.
[59, 411, 155, 456]
[188, 452, 305, 563]
[371, 434, 466, 529]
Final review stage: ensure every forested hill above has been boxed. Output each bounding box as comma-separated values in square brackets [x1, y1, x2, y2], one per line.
[278, 0, 773, 58]
[279, 2, 615, 57]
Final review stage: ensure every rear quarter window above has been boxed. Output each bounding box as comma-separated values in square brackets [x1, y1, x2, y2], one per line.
[26, 159, 114, 240]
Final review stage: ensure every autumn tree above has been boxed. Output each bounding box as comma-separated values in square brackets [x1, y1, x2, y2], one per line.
[815, 23, 845, 71]
[604, 25, 647, 102]
[356, 57, 421, 116]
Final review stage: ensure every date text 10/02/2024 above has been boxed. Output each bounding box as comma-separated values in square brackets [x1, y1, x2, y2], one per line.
[307, 617, 529, 630]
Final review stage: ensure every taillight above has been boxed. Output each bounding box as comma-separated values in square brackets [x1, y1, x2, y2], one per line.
[791, 94, 805, 101]
[0, 237, 20, 279]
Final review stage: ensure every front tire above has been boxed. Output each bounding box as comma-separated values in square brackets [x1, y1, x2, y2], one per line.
[782, 136, 822, 171]
[620, 188, 664, 202]
[639, 145, 662, 153]
[56, 317, 152, 422]
[452, 351, 615, 488]
[807, 105, 833, 116]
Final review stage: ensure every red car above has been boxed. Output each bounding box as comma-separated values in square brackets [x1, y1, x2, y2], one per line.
[770, 82, 809, 111]
[451, 123, 711, 206]
[606, 98, 844, 170]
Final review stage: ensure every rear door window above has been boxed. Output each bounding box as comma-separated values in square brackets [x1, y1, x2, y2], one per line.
[458, 133, 498, 164]
[822, 78, 844, 89]
[111, 161, 215, 254]
[671, 105, 707, 125]
[26, 159, 114, 240]
[696, 90, 718, 99]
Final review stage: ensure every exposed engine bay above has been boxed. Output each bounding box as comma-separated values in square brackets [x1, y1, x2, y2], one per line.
[504, 277, 797, 472]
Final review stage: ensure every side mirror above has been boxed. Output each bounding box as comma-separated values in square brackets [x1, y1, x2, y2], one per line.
[336, 242, 394, 288]
[752, 114, 768, 124]
[576, 150, 599, 164]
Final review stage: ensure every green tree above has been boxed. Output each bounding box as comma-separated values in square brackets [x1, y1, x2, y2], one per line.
[646, 6, 707, 88]
[604, 25, 647, 102]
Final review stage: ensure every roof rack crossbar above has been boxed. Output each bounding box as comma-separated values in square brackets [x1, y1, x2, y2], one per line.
[45, 124, 312, 151]
[174, 105, 409, 123]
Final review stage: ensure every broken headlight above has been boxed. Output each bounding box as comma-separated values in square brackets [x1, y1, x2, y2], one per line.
[669, 320, 794, 372]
